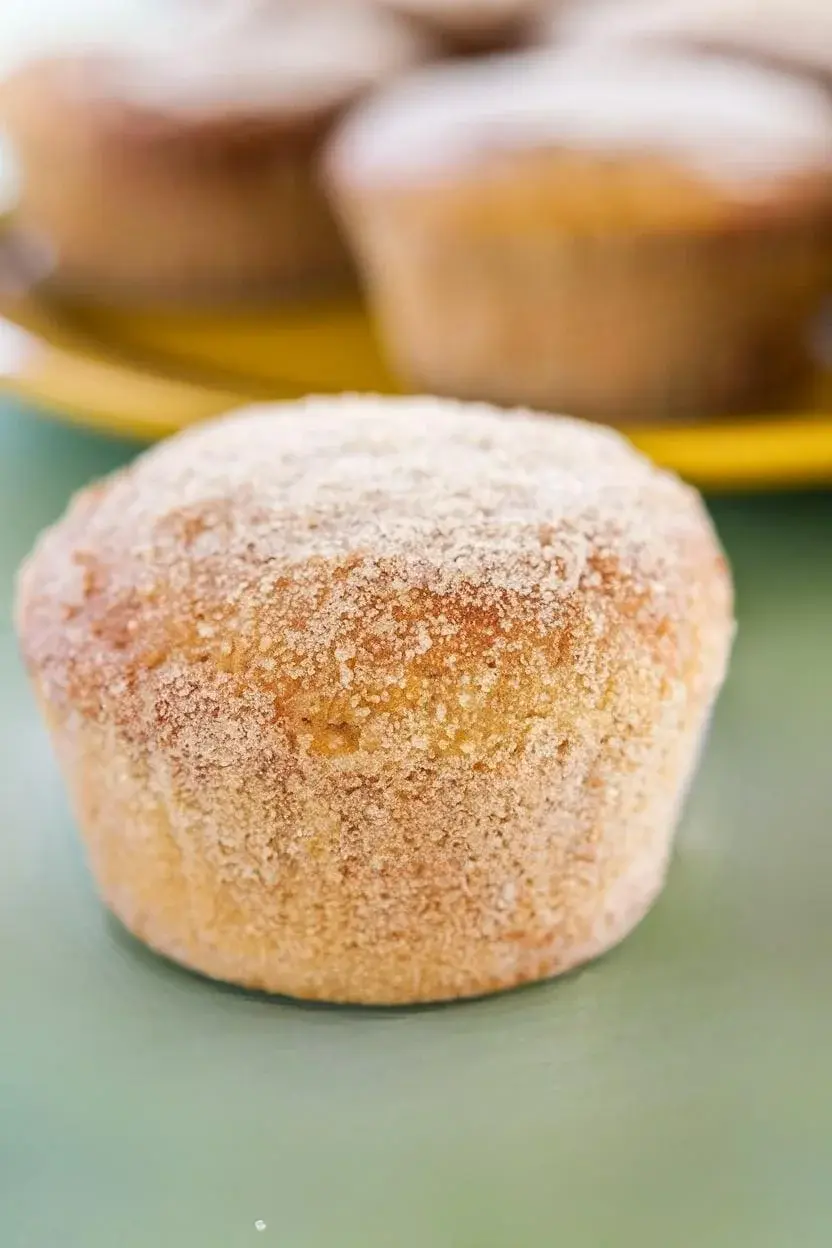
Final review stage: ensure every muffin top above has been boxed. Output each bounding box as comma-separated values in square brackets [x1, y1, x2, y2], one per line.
[328, 47, 832, 217]
[30, 3, 429, 146]
[558, 0, 832, 80]
[17, 396, 730, 753]
[19, 394, 714, 611]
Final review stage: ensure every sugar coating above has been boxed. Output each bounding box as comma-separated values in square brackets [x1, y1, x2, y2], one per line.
[561, 0, 832, 71]
[20, 394, 723, 663]
[17, 396, 734, 1003]
[330, 47, 832, 190]
[90, 2, 426, 120]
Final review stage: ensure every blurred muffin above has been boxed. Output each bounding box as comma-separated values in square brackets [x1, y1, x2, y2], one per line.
[327, 49, 832, 423]
[556, 0, 832, 88]
[373, 0, 545, 54]
[0, 4, 427, 304]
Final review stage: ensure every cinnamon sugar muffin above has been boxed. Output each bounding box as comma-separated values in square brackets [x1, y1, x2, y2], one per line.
[0, 5, 426, 303]
[16, 396, 734, 1004]
[327, 50, 832, 422]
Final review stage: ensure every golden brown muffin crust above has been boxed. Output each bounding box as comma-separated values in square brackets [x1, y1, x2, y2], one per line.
[17, 398, 733, 1003]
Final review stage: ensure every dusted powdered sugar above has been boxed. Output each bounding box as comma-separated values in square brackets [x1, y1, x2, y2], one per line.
[330, 46, 832, 189]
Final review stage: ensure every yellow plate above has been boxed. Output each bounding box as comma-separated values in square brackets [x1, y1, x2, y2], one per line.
[3, 291, 832, 489]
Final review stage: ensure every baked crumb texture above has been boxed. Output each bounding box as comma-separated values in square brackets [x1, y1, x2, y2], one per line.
[16, 397, 734, 1003]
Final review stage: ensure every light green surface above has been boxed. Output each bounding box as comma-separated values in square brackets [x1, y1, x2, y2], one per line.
[1, 401, 831, 1247]
[3, 2, 832, 1242]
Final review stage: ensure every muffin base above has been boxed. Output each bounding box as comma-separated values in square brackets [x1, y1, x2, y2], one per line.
[33, 146, 354, 307]
[110, 868, 665, 1004]
[340, 207, 829, 422]
[45, 704, 695, 1006]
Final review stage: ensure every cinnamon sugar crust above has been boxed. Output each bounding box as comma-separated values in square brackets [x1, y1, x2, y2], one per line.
[16, 397, 734, 1003]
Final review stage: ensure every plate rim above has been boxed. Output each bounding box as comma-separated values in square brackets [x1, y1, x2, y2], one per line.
[3, 300, 832, 490]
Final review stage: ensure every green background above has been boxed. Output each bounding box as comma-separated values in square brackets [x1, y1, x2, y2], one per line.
[1, 399, 830, 1247]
